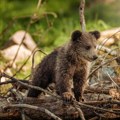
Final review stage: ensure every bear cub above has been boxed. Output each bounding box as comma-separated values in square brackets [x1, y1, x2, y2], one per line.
[27, 30, 100, 102]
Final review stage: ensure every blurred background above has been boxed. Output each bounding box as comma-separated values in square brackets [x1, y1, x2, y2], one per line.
[0, 0, 120, 48]
[0, 0, 120, 79]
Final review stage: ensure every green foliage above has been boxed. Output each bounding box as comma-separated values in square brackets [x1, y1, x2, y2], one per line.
[1, 0, 120, 49]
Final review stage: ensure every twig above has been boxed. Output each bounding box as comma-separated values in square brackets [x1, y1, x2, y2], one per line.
[97, 45, 117, 56]
[10, 86, 26, 120]
[10, 0, 42, 71]
[0, 72, 60, 99]
[10, 88, 23, 100]
[79, 0, 86, 32]
[13, 47, 47, 77]
[12, 47, 37, 77]
[88, 56, 120, 78]
[23, 114, 32, 120]
[0, 79, 29, 86]
[94, 111, 106, 119]
[32, 0, 42, 22]
[99, 30, 120, 49]
[73, 100, 120, 114]
[83, 100, 120, 106]
[101, 48, 118, 65]
[89, 116, 98, 120]
[73, 103, 86, 120]
[6, 104, 62, 120]
[85, 87, 109, 94]
[1, 72, 120, 114]
[0, 80, 14, 85]
[36, 0, 42, 10]
[91, 47, 118, 75]
[21, 111, 26, 120]
[106, 72, 120, 89]
[10, 31, 28, 67]
[31, 49, 47, 70]
[22, 97, 120, 106]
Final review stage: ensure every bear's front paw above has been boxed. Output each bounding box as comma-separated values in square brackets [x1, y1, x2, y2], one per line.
[62, 92, 74, 103]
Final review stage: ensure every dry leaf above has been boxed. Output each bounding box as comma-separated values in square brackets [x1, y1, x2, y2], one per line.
[109, 88, 120, 100]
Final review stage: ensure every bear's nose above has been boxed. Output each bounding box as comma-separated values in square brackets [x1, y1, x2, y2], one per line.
[93, 55, 98, 60]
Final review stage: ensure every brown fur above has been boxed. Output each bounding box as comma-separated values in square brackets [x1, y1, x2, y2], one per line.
[27, 30, 100, 102]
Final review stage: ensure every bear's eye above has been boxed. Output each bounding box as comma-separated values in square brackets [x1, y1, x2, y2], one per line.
[85, 45, 91, 50]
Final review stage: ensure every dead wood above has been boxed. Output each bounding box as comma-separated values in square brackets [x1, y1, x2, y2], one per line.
[0, 72, 120, 120]
[88, 55, 120, 78]
[0, 97, 92, 120]
[0, 96, 120, 120]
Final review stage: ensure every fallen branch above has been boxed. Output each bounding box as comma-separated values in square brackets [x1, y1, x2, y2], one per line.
[0, 79, 110, 95]
[85, 87, 109, 94]
[0, 95, 120, 120]
[6, 104, 62, 120]
[73, 100, 120, 114]
[1, 72, 120, 115]
[0, 80, 29, 86]
[83, 100, 120, 106]
[73, 103, 86, 120]
[0, 72, 60, 99]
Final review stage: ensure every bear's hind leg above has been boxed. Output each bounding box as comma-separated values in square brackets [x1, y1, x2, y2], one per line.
[27, 76, 51, 97]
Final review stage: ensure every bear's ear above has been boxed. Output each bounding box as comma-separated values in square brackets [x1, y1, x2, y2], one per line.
[89, 31, 100, 39]
[71, 30, 82, 41]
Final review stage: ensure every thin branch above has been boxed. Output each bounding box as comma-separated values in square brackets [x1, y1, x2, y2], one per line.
[90, 47, 118, 77]
[89, 116, 98, 120]
[99, 30, 120, 49]
[79, 0, 86, 32]
[83, 100, 120, 106]
[88, 56, 120, 78]
[36, 0, 42, 10]
[12, 47, 36, 77]
[10, 30, 29, 67]
[73, 103, 86, 120]
[6, 104, 62, 120]
[101, 48, 118, 65]
[97, 45, 117, 56]
[106, 72, 120, 89]
[0, 72, 60, 99]
[1, 72, 120, 114]
[10, 0, 42, 71]
[0, 79, 29, 86]
[73, 100, 120, 114]
[21, 111, 26, 120]
[31, 49, 47, 70]
[0, 80, 14, 85]
[85, 87, 109, 94]
[13, 47, 47, 77]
